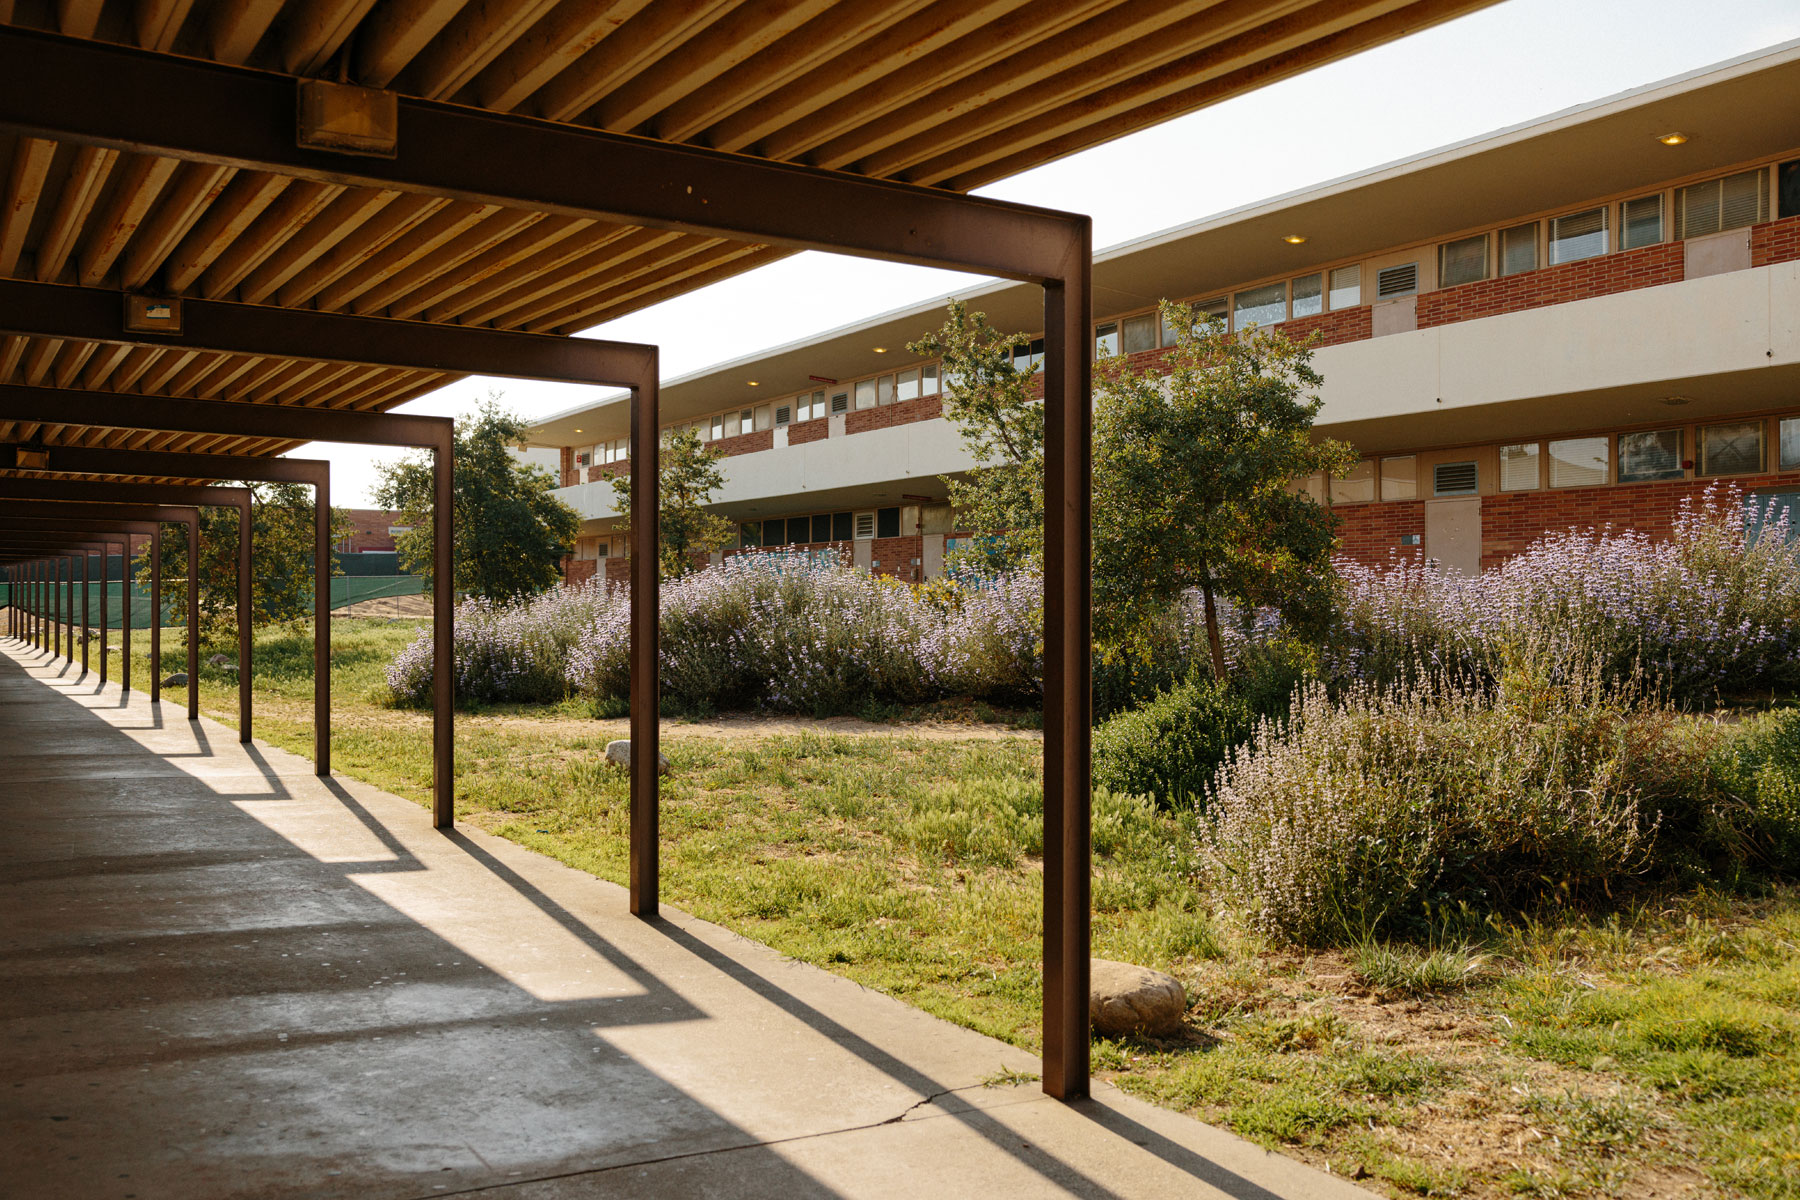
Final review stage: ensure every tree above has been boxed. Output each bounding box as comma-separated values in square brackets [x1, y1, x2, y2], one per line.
[374, 400, 580, 601]
[610, 426, 735, 579]
[1092, 301, 1354, 679]
[907, 299, 1044, 576]
[133, 482, 350, 647]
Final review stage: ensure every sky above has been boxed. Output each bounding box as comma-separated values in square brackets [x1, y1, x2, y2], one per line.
[305, 0, 1800, 506]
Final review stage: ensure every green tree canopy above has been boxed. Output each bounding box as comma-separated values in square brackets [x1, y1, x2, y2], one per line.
[908, 299, 1044, 576]
[133, 481, 350, 648]
[1093, 301, 1354, 677]
[373, 400, 580, 601]
[610, 426, 735, 580]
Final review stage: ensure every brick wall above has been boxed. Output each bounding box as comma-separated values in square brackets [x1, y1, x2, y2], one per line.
[587, 461, 628, 483]
[339, 508, 405, 553]
[869, 535, 923, 582]
[1751, 214, 1800, 268]
[1417, 241, 1684, 328]
[1478, 471, 1800, 570]
[564, 558, 598, 587]
[1277, 304, 1373, 347]
[788, 417, 829, 445]
[844, 394, 943, 436]
[1335, 501, 1426, 567]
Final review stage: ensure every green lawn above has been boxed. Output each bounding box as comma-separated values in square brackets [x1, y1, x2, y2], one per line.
[124, 619, 1800, 1199]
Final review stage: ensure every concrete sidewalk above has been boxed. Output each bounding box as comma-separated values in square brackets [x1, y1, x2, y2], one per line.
[0, 638, 1373, 1200]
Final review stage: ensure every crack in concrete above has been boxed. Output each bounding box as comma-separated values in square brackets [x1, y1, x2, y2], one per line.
[426, 1082, 1012, 1198]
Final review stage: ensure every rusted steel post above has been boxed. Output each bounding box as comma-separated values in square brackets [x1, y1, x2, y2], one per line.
[186, 515, 199, 720]
[1041, 224, 1094, 1102]
[98, 541, 108, 683]
[121, 534, 132, 693]
[629, 355, 660, 917]
[314, 473, 330, 775]
[431, 432, 453, 827]
[237, 494, 251, 741]
[80, 547, 89, 676]
[52, 552, 61, 661]
[151, 526, 161, 702]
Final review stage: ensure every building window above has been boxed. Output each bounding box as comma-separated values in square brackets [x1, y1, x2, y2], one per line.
[1121, 312, 1157, 354]
[1011, 338, 1044, 373]
[1781, 160, 1800, 219]
[1782, 416, 1800, 471]
[741, 522, 762, 548]
[811, 514, 832, 543]
[1499, 443, 1540, 491]
[1161, 297, 1226, 346]
[832, 511, 853, 541]
[876, 507, 901, 539]
[1327, 265, 1360, 309]
[921, 363, 939, 395]
[896, 368, 922, 401]
[597, 542, 610, 559]
[780, 516, 806, 545]
[1620, 194, 1664, 250]
[1699, 421, 1764, 476]
[1499, 223, 1537, 276]
[1380, 455, 1417, 501]
[1618, 429, 1684, 483]
[1677, 168, 1767, 239]
[1233, 281, 1286, 330]
[1290, 273, 1323, 319]
[753, 404, 772, 431]
[1329, 459, 1374, 504]
[1549, 206, 1608, 265]
[853, 379, 876, 410]
[1439, 234, 1489, 287]
[1549, 436, 1609, 487]
[877, 374, 896, 405]
[1094, 322, 1119, 357]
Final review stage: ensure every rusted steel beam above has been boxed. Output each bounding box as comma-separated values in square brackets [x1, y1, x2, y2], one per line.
[0, 25, 1084, 282]
[4, 445, 328, 759]
[629, 353, 658, 916]
[0, 479, 249, 725]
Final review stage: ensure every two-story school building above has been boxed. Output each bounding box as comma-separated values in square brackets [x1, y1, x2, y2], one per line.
[530, 42, 1800, 585]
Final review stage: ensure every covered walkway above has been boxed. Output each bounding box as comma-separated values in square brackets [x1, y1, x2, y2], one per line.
[0, 638, 1369, 1200]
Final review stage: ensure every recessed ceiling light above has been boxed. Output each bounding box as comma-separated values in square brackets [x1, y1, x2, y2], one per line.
[573, 428, 583, 432]
[1657, 132, 1688, 146]
[1282, 234, 1307, 244]
[747, 380, 759, 386]
[872, 346, 888, 353]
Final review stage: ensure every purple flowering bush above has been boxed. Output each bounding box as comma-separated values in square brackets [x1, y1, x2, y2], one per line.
[386, 584, 618, 708]
[1328, 487, 1800, 702]
[1197, 656, 1714, 946]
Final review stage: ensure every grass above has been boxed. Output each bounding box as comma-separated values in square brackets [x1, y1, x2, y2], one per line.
[120, 618, 1800, 1199]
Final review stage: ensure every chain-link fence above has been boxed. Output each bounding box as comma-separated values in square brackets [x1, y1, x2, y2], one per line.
[1, 574, 425, 629]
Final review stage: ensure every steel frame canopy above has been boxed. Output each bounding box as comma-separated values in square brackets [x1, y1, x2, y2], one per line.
[0, 4, 1500, 1100]
[0, 522, 156, 683]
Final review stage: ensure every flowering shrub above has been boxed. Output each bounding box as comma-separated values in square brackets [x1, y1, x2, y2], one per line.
[1328, 487, 1800, 702]
[386, 584, 618, 707]
[1197, 658, 1702, 946]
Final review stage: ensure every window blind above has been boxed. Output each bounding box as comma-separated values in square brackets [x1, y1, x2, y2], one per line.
[1620, 195, 1663, 250]
[1439, 235, 1488, 287]
[1500, 224, 1537, 276]
[1549, 207, 1607, 264]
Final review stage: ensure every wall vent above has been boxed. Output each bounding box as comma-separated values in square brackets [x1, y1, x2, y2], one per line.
[775, 404, 791, 425]
[830, 391, 849, 414]
[854, 511, 876, 540]
[1433, 461, 1478, 496]
[1376, 262, 1418, 298]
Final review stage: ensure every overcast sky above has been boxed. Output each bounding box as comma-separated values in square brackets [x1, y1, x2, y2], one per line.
[306, 0, 1800, 505]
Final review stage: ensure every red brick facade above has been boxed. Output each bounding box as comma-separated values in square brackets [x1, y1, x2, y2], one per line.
[1336, 501, 1427, 567]
[788, 417, 829, 444]
[1416, 241, 1685, 329]
[338, 508, 406, 553]
[844, 394, 943, 436]
[1475, 471, 1800, 570]
[869, 535, 924, 582]
[1277, 304, 1374, 347]
[1751, 214, 1800, 268]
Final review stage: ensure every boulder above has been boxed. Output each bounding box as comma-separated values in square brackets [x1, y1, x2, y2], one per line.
[1089, 959, 1186, 1037]
[161, 673, 189, 688]
[605, 739, 671, 775]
